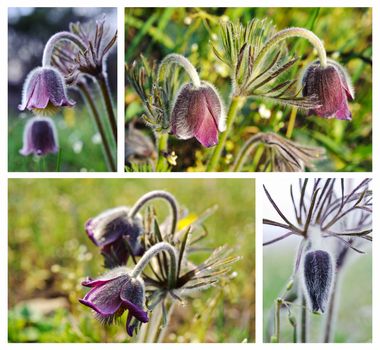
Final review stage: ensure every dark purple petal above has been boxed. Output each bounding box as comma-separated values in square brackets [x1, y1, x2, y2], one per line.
[302, 61, 353, 120]
[122, 298, 149, 323]
[79, 275, 128, 316]
[19, 117, 58, 156]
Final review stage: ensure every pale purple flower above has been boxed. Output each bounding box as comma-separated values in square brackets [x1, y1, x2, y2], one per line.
[302, 60, 354, 120]
[19, 117, 58, 156]
[171, 82, 225, 148]
[19, 66, 75, 115]
[86, 207, 144, 268]
[79, 267, 148, 336]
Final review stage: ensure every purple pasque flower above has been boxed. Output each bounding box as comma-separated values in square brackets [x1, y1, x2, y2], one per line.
[303, 250, 334, 313]
[19, 66, 75, 115]
[19, 117, 58, 156]
[302, 59, 354, 120]
[79, 267, 149, 336]
[86, 207, 144, 268]
[171, 82, 226, 148]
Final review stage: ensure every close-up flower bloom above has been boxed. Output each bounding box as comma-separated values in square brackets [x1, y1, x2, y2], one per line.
[18, 66, 75, 115]
[86, 207, 144, 268]
[79, 267, 149, 336]
[302, 60, 354, 120]
[171, 82, 225, 148]
[19, 117, 58, 156]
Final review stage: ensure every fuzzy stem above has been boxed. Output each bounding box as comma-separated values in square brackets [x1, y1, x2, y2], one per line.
[131, 242, 178, 289]
[42, 31, 86, 67]
[96, 72, 117, 143]
[323, 270, 339, 342]
[146, 306, 163, 342]
[158, 54, 201, 88]
[232, 134, 262, 171]
[256, 27, 327, 69]
[77, 81, 116, 171]
[300, 294, 308, 343]
[157, 301, 176, 342]
[156, 132, 169, 170]
[129, 190, 179, 236]
[206, 96, 244, 171]
[286, 107, 298, 139]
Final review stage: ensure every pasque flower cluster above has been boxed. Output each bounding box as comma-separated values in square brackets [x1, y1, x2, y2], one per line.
[79, 190, 239, 339]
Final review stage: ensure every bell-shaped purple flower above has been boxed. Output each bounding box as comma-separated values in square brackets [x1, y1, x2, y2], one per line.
[19, 117, 58, 156]
[86, 207, 144, 268]
[19, 66, 75, 115]
[171, 82, 225, 148]
[79, 267, 149, 336]
[302, 60, 354, 120]
[303, 250, 334, 313]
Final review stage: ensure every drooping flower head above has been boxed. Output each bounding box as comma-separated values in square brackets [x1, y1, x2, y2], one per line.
[79, 267, 149, 336]
[302, 59, 354, 120]
[171, 82, 226, 148]
[19, 117, 58, 157]
[303, 250, 334, 313]
[19, 66, 75, 115]
[86, 206, 144, 268]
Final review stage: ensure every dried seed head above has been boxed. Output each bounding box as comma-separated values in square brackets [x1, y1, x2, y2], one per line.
[303, 249, 334, 313]
[171, 82, 225, 148]
[302, 60, 354, 120]
[19, 117, 59, 157]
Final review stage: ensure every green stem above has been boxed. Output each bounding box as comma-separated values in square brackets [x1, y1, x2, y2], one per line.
[206, 96, 243, 171]
[275, 299, 282, 342]
[286, 107, 298, 139]
[300, 294, 308, 343]
[156, 132, 169, 171]
[97, 72, 117, 143]
[255, 27, 327, 69]
[323, 270, 339, 342]
[78, 82, 116, 172]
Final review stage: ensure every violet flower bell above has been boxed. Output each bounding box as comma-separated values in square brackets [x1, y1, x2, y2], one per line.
[302, 60, 354, 120]
[19, 117, 58, 157]
[19, 66, 75, 115]
[86, 207, 144, 268]
[79, 267, 149, 336]
[171, 82, 226, 148]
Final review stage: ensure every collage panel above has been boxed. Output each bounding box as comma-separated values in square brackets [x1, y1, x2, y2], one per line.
[262, 178, 372, 343]
[125, 8, 372, 173]
[8, 178, 255, 342]
[8, 7, 117, 172]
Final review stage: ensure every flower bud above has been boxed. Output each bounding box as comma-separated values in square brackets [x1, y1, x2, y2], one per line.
[86, 207, 144, 268]
[302, 60, 354, 120]
[303, 249, 333, 313]
[171, 82, 225, 148]
[19, 117, 58, 156]
[19, 66, 75, 115]
[79, 267, 148, 336]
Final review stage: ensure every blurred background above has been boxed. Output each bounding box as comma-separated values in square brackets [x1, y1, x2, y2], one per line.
[262, 179, 372, 343]
[125, 8, 372, 172]
[8, 7, 117, 172]
[8, 178, 255, 342]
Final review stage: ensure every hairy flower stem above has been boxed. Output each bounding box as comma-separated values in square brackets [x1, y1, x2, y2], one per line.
[286, 107, 298, 139]
[256, 27, 327, 69]
[300, 294, 308, 343]
[156, 132, 169, 170]
[77, 81, 116, 171]
[131, 242, 178, 289]
[206, 96, 244, 171]
[42, 31, 87, 67]
[158, 54, 201, 88]
[97, 72, 117, 143]
[323, 270, 340, 342]
[130, 190, 179, 236]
